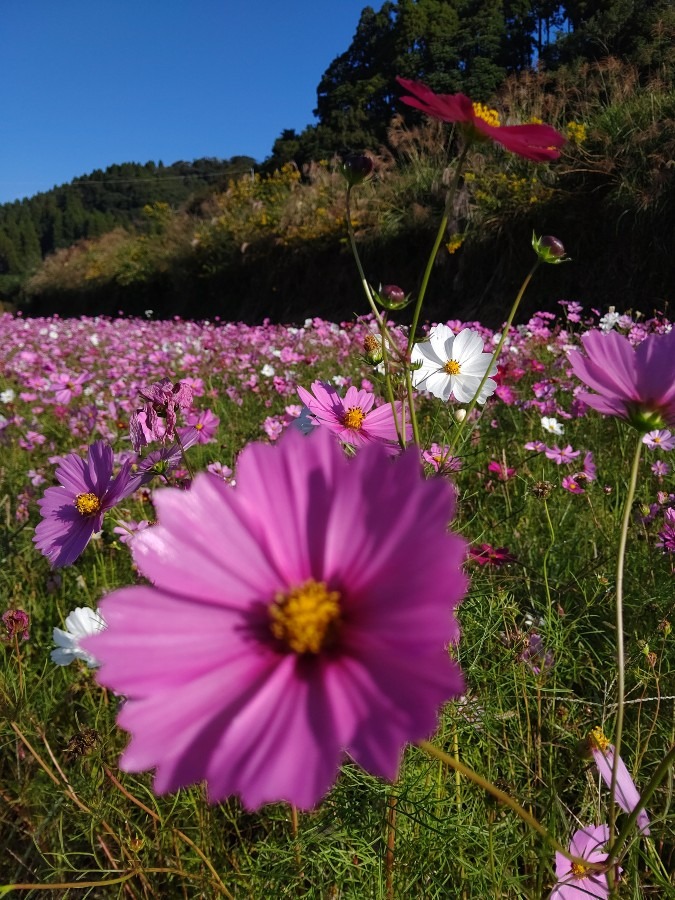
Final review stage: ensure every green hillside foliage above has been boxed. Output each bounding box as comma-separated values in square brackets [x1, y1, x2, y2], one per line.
[3, 0, 675, 324]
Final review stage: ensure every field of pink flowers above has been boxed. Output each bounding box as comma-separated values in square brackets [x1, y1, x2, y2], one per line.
[1, 301, 673, 898]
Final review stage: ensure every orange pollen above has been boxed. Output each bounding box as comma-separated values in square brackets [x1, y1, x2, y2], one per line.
[75, 492, 101, 516]
[363, 334, 379, 352]
[444, 359, 462, 376]
[195, 423, 204, 430]
[590, 726, 610, 753]
[472, 102, 501, 128]
[343, 407, 366, 430]
[269, 579, 342, 654]
[571, 862, 589, 878]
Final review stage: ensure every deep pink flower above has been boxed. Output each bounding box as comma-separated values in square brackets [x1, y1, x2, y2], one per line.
[84, 427, 467, 811]
[552, 824, 613, 899]
[469, 543, 515, 567]
[297, 381, 411, 451]
[487, 459, 516, 481]
[567, 329, 675, 431]
[34, 441, 138, 568]
[397, 77, 565, 162]
[589, 727, 650, 835]
[562, 475, 585, 494]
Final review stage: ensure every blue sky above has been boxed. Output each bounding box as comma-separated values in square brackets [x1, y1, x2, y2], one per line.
[0, 0, 372, 204]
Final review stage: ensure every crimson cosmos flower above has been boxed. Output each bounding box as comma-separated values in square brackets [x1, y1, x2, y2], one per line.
[396, 77, 565, 162]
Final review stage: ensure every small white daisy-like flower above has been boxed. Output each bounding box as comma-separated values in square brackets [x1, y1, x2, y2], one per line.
[260, 364, 275, 378]
[541, 416, 564, 435]
[51, 607, 106, 668]
[411, 325, 497, 404]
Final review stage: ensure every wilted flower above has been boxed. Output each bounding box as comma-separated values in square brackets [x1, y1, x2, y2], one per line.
[129, 378, 194, 451]
[52, 606, 106, 667]
[411, 326, 497, 404]
[2, 609, 30, 642]
[84, 428, 467, 811]
[397, 77, 565, 161]
[469, 543, 515, 566]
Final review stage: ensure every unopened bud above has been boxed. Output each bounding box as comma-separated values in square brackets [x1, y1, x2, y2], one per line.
[340, 154, 374, 186]
[375, 283, 411, 310]
[454, 408, 467, 423]
[532, 233, 570, 264]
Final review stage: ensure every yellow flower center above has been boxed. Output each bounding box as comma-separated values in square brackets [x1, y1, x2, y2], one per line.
[472, 102, 501, 128]
[195, 423, 204, 430]
[444, 359, 462, 375]
[363, 334, 379, 352]
[269, 579, 342, 654]
[343, 407, 366, 430]
[75, 492, 102, 516]
[590, 726, 610, 753]
[571, 862, 589, 878]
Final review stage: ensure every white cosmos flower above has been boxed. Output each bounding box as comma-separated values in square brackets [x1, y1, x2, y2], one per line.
[411, 325, 497, 404]
[541, 416, 564, 435]
[51, 606, 106, 668]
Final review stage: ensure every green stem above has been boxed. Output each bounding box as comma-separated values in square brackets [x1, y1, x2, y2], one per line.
[450, 260, 540, 454]
[406, 143, 470, 354]
[608, 437, 643, 838]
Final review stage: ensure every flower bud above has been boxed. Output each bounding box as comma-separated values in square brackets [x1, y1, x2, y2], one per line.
[454, 408, 467, 423]
[340, 154, 374, 186]
[532, 233, 570, 265]
[374, 284, 411, 310]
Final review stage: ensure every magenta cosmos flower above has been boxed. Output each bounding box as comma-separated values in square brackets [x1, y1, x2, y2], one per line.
[552, 824, 614, 899]
[297, 381, 411, 451]
[34, 441, 139, 568]
[567, 329, 675, 431]
[84, 427, 467, 810]
[397, 77, 565, 162]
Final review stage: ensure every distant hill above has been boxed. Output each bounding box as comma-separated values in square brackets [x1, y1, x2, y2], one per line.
[0, 156, 256, 301]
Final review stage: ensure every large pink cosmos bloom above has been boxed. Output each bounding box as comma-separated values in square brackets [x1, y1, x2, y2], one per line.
[552, 824, 614, 899]
[567, 329, 675, 431]
[34, 441, 140, 568]
[84, 427, 467, 810]
[297, 381, 411, 451]
[396, 77, 565, 162]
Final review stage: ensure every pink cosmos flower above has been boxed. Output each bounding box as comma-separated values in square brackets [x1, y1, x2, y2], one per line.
[297, 381, 410, 451]
[551, 824, 613, 899]
[181, 408, 220, 445]
[642, 429, 675, 451]
[34, 441, 139, 568]
[567, 329, 675, 431]
[562, 475, 585, 494]
[545, 444, 581, 465]
[84, 427, 467, 811]
[397, 77, 565, 162]
[589, 727, 651, 835]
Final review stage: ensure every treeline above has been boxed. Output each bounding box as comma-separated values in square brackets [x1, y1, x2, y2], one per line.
[0, 157, 255, 301]
[2, 0, 674, 321]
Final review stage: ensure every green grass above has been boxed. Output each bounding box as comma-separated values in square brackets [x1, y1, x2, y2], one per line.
[1, 334, 674, 899]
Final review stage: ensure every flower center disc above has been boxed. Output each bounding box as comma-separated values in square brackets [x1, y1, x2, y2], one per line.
[571, 862, 589, 879]
[269, 579, 341, 654]
[75, 492, 102, 516]
[590, 726, 610, 753]
[444, 359, 462, 375]
[343, 407, 366, 430]
[472, 102, 501, 128]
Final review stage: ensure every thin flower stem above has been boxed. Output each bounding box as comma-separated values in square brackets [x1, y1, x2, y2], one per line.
[541, 498, 555, 612]
[345, 186, 409, 446]
[417, 740, 606, 870]
[449, 260, 540, 454]
[406, 143, 470, 355]
[608, 437, 643, 839]
[13, 634, 23, 696]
